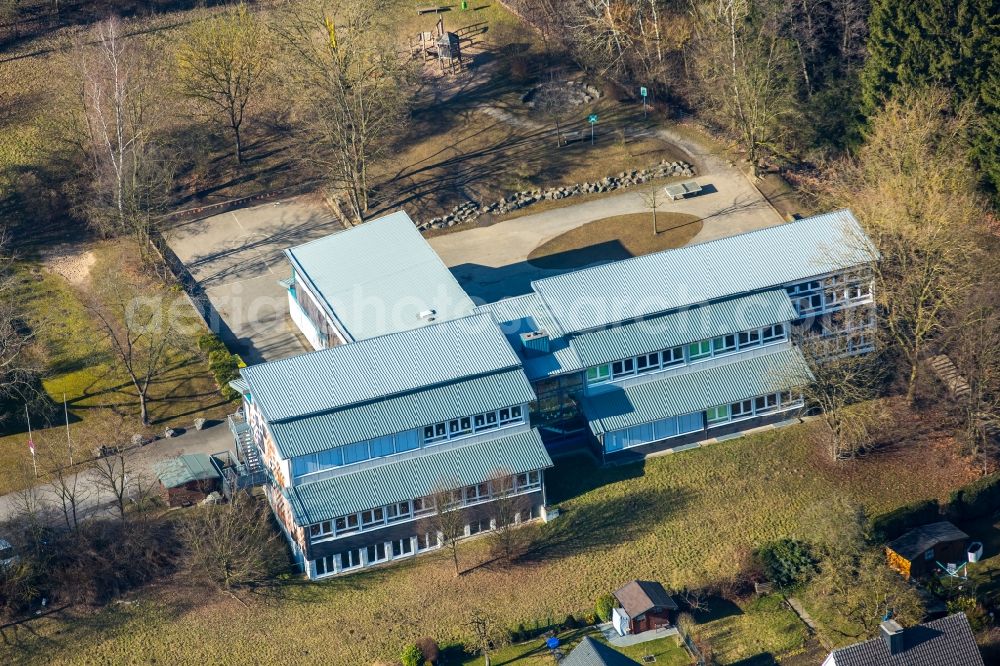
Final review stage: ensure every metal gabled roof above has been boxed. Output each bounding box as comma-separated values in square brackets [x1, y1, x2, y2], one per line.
[474, 293, 583, 380]
[268, 369, 536, 458]
[532, 209, 875, 335]
[285, 210, 475, 342]
[286, 428, 553, 524]
[241, 313, 522, 422]
[581, 347, 813, 434]
[475, 292, 564, 338]
[152, 453, 221, 489]
[570, 289, 798, 367]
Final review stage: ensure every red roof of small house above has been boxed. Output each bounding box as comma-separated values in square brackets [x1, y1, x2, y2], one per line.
[612, 580, 678, 617]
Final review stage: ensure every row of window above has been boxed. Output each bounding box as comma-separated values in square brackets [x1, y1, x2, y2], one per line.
[315, 533, 433, 577]
[705, 391, 803, 426]
[603, 412, 705, 453]
[423, 406, 525, 444]
[308, 470, 543, 541]
[293, 405, 527, 479]
[294, 430, 421, 477]
[312, 507, 541, 577]
[786, 274, 872, 317]
[586, 324, 787, 385]
[603, 390, 805, 453]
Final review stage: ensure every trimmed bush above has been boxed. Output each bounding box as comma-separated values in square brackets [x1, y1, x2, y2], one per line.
[400, 643, 423, 666]
[869, 499, 941, 542]
[948, 474, 1000, 520]
[755, 539, 816, 588]
[197, 333, 227, 355]
[595, 593, 614, 623]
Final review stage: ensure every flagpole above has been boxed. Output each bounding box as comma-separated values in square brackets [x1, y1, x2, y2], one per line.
[25, 404, 36, 478]
[64, 393, 73, 466]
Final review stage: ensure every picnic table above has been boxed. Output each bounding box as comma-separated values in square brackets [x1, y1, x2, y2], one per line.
[664, 180, 703, 200]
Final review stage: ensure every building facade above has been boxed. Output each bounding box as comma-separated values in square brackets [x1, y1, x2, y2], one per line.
[236, 208, 877, 578]
[478, 209, 878, 461]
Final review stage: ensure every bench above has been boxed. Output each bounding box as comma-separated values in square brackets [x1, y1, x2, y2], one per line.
[664, 180, 703, 200]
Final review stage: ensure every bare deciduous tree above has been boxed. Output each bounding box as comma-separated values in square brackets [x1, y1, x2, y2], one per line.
[797, 316, 886, 461]
[73, 18, 172, 258]
[826, 88, 986, 403]
[178, 492, 281, 592]
[690, 0, 796, 176]
[812, 550, 924, 639]
[486, 470, 527, 563]
[467, 607, 508, 666]
[0, 230, 39, 409]
[423, 481, 466, 577]
[947, 295, 1000, 468]
[176, 3, 270, 164]
[275, 0, 411, 223]
[87, 270, 178, 426]
[639, 182, 667, 235]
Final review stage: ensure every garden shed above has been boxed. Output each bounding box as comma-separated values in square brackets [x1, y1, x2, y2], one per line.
[885, 521, 969, 580]
[153, 453, 222, 507]
[611, 580, 678, 636]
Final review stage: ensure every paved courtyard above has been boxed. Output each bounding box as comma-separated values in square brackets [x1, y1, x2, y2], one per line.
[165, 196, 343, 364]
[430, 129, 785, 303]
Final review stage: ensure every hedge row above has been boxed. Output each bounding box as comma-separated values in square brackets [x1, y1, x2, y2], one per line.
[869, 473, 1000, 542]
[198, 333, 242, 401]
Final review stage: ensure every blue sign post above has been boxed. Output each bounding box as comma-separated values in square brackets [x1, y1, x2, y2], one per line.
[640, 86, 648, 118]
[588, 113, 598, 145]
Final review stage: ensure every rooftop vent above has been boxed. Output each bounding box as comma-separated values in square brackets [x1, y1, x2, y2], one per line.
[880, 619, 905, 655]
[519, 330, 550, 354]
[418, 309, 437, 322]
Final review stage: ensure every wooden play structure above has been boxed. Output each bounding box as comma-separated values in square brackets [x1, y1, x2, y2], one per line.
[411, 16, 463, 73]
[410, 11, 488, 74]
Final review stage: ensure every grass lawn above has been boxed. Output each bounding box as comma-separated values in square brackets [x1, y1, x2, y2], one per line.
[457, 627, 691, 666]
[0, 242, 232, 495]
[7, 413, 977, 665]
[526, 212, 702, 269]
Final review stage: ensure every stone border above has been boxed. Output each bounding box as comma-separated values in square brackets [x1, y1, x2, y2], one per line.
[418, 159, 695, 230]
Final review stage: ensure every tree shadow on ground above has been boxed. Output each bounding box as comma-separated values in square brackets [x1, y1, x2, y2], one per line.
[519, 486, 689, 564]
[689, 595, 744, 623]
[730, 653, 777, 666]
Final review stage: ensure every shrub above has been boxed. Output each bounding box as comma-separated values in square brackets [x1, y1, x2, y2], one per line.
[415, 637, 439, 664]
[755, 539, 817, 588]
[947, 596, 990, 632]
[400, 644, 423, 666]
[197, 333, 227, 354]
[583, 612, 598, 626]
[563, 614, 577, 629]
[204, 343, 243, 401]
[869, 499, 941, 542]
[948, 474, 1000, 520]
[595, 593, 615, 623]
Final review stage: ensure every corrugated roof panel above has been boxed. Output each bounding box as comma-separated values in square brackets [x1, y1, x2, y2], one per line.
[285, 210, 475, 341]
[581, 347, 813, 434]
[286, 428, 553, 524]
[241, 313, 522, 422]
[533, 210, 875, 334]
[474, 292, 564, 337]
[269, 369, 536, 458]
[570, 290, 798, 367]
[474, 293, 583, 380]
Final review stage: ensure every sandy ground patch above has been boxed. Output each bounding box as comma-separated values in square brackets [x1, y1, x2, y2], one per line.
[42, 245, 96, 285]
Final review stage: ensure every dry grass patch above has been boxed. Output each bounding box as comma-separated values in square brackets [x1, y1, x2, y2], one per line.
[527, 212, 702, 269]
[8, 413, 977, 665]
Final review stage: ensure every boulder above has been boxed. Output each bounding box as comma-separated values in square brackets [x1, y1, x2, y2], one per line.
[164, 428, 178, 439]
[201, 492, 224, 506]
[194, 418, 207, 431]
